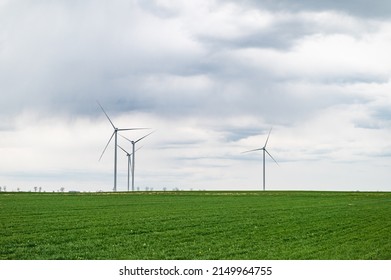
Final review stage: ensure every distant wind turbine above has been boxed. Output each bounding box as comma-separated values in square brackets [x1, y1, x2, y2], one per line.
[121, 131, 155, 191]
[242, 128, 279, 191]
[97, 101, 146, 192]
[118, 145, 143, 192]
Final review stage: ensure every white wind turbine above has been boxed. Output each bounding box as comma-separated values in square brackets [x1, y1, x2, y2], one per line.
[117, 145, 143, 192]
[121, 131, 155, 191]
[97, 101, 146, 192]
[242, 128, 279, 191]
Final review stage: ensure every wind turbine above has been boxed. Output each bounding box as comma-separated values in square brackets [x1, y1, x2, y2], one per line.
[97, 101, 146, 192]
[118, 145, 143, 192]
[242, 128, 279, 191]
[121, 131, 155, 191]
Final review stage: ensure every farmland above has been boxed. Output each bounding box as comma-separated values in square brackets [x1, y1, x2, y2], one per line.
[0, 191, 390, 260]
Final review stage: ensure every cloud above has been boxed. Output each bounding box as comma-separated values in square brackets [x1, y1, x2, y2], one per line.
[243, 0, 391, 19]
[1, 1, 391, 191]
[2, 0, 390, 122]
[0, 0, 205, 117]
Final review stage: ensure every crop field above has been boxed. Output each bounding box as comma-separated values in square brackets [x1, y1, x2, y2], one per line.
[0, 191, 390, 260]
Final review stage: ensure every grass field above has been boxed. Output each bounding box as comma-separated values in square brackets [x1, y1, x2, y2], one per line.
[0, 191, 390, 260]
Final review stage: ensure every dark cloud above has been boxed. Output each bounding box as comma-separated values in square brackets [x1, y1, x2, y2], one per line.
[197, 14, 322, 51]
[368, 106, 391, 129]
[241, 0, 391, 19]
[0, 0, 206, 118]
[0, 0, 389, 130]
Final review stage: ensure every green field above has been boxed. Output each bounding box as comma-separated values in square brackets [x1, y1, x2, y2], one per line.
[0, 191, 390, 260]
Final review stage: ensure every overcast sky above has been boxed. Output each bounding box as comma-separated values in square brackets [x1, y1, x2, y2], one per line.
[1, 0, 391, 192]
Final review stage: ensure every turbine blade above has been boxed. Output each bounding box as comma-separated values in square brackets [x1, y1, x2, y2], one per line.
[242, 148, 263, 154]
[117, 144, 129, 155]
[129, 145, 143, 156]
[120, 134, 132, 143]
[265, 149, 279, 166]
[135, 130, 155, 144]
[97, 101, 116, 129]
[136, 145, 143, 152]
[120, 130, 153, 143]
[99, 131, 115, 161]
[117, 128, 149, 131]
[264, 127, 272, 148]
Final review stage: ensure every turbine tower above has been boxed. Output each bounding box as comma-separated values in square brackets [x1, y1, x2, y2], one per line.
[121, 131, 154, 191]
[118, 145, 142, 192]
[242, 128, 278, 191]
[97, 101, 146, 192]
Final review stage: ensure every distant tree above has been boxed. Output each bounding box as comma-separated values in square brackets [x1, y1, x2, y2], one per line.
[39, 187, 42, 192]
[17, 188, 20, 192]
[3, 186, 6, 192]
[60, 187, 65, 192]
[34, 186, 37, 192]
[0, 186, 2, 192]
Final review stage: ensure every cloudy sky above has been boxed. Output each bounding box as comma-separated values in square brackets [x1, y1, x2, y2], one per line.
[1, 0, 391, 192]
